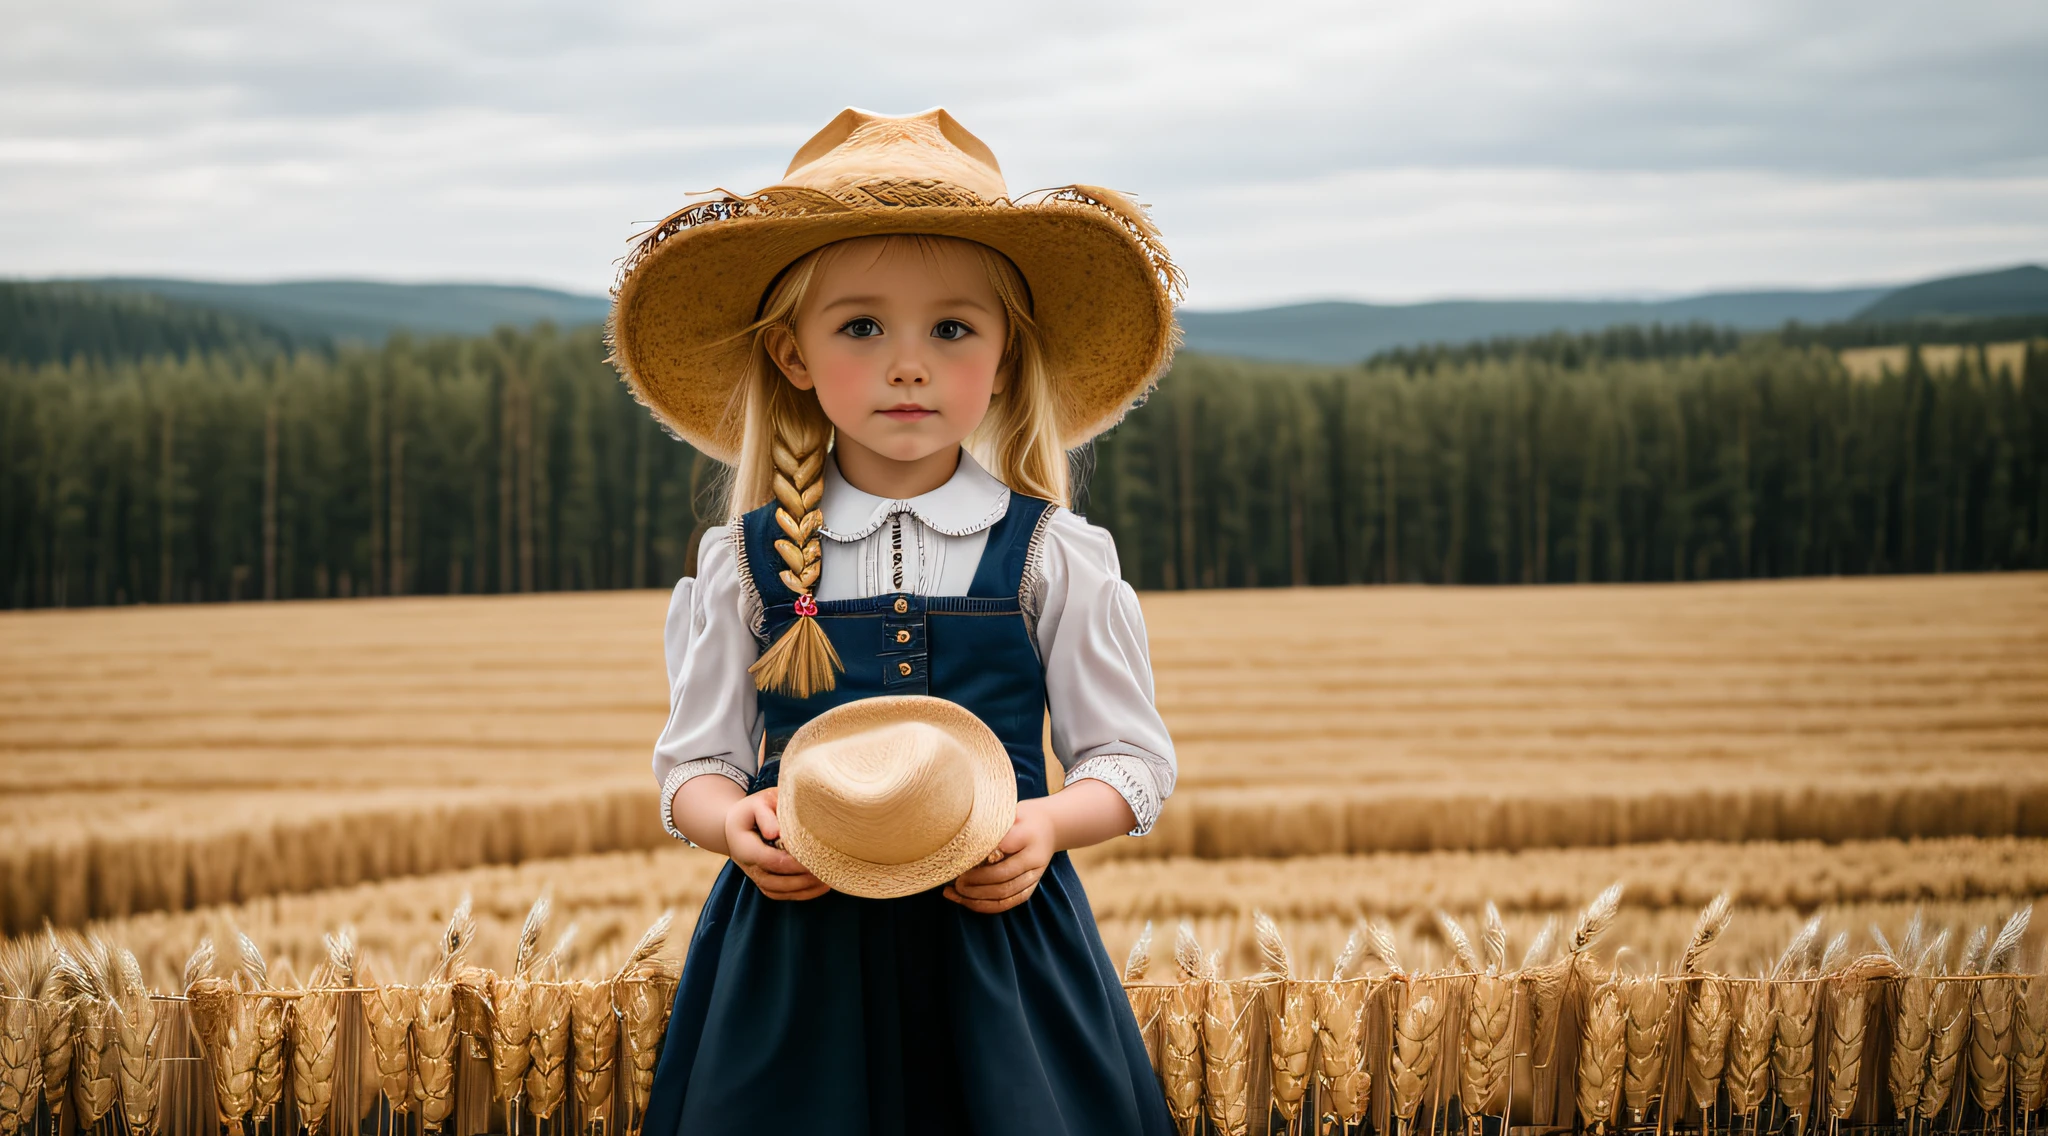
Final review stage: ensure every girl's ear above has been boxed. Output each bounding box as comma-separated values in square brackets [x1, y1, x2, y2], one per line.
[991, 350, 1013, 395]
[763, 325, 815, 391]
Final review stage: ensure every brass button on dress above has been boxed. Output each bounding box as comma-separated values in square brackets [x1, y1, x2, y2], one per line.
[893, 597, 909, 614]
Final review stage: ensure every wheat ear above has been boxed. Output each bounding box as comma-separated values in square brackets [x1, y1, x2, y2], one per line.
[411, 981, 456, 1130]
[1393, 984, 1448, 1130]
[0, 938, 42, 1136]
[749, 417, 841, 696]
[63, 946, 119, 1131]
[1160, 923, 1209, 1135]
[1771, 976, 1819, 1123]
[1201, 978, 1257, 1136]
[1969, 974, 2016, 1115]
[1684, 976, 1732, 1115]
[1682, 893, 1733, 975]
[1461, 970, 1515, 1120]
[1891, 973, 1935, 1117]
[364, 981, 417, 1115]
[1313, 978, 1372, 1127]
[109, 948, 159, 1136]
[1437, 912, 1480, 973]
[1723, 981, 1773, 1119]
[1364, 918, 1406, 975]
[514, 893, 552, 978]
[1482, 901, 1509, 974]
[230, 933, 285, 1122]
[1621, 974, 1673, 1124]
[289, 988, 338, 1131]
[1570, 883, 1625, 957]
[1124, 921, 1154, 983]
[1577, 975, 1626, 1132]
[2010, 972, 2046, 1114]
[1919, 976, 1971, 1120]
[1521, 917, 1558, 970]
[525, 981, 571, 1121]
[1824, 976, 1869, 1121]
[571, 979, 619, 1126]
[488, 973, 533, 1110]
[36, 936, 75, 1126]
[617, 968, 672, 1127]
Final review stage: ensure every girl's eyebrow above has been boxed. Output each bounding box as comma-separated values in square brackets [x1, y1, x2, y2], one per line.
[817, 294, 998, 314]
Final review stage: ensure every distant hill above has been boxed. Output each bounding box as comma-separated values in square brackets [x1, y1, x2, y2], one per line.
[0, 282, 307, 365]
[1179, 288, 1889, 365]
[1854, 265, 2048, 322]
[78, 278, 610, 342]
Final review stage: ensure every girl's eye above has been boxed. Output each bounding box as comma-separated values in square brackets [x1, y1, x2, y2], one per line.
[931, 319, 973, 342]
[840, 317, 883, 339]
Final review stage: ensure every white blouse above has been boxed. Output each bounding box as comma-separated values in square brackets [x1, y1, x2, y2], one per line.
[653, 451, 1177, 840]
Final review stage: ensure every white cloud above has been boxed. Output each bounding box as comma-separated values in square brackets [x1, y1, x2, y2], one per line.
[2, 0, 2043, 304]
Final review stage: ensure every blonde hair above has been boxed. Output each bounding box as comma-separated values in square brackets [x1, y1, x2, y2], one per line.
[725, 234, 1069, 697]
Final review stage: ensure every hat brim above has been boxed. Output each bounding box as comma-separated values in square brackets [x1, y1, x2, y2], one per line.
[774, 695, 1018, 901]
[609, 189, 1182, 463]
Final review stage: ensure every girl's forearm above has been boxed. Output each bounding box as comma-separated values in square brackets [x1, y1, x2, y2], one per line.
[1035, 778, 1139, 852]
[672, 775, 747, 855]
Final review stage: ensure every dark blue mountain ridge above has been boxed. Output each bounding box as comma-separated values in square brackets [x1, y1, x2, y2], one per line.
[17, 262, 2043, 365]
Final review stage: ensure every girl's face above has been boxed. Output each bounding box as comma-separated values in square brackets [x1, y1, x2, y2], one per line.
[768, 236, 1009, 475]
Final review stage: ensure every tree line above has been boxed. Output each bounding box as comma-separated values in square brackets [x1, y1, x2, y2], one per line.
[4, 327, 2044, 608]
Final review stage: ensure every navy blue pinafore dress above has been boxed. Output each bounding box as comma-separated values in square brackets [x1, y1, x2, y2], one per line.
[641, 492, 1175, 1136]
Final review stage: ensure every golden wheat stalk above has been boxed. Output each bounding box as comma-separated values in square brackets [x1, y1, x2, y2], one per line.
[617, 973, 672, 1126]
[1969, 975, 2015, 1115]
[1201, 978, 1257, 1136]
[2015, 973, 2047, 1114]
[1824, 977, 1869, 1122]
[1569, 883, 1624, 958]
[1482, 901, 1510, 974]
[526, 981, 571, 1121]
[61, 946, 119, 1132]
[1161, 923, 1208, 1135]
[1393, 984, 1448, 1130]
[37, 938, 76, 1126]
[1577, 976, 1626, 1132]
[1437, 912, 1480, 973]
[1684, 976, 1732, 1115]
[412, 981, 457, 1130]
[1891, 974, 1935, 1117]
[232, 934, 286, 1123]
[290, 988, 339, 1131]
[1252, 913, 1313, 1123]
[1620, 974, 1673, 1124]
[109, 948, 159, 1136]
[1124, 921, 1153, 983]
[1771, 978, 1818, 1123]
[490, 973, 533, 1110]
[1918, 976, 1971, 1121]
[364, 982, 417, 1114]
[0, 995, 40, 1136]
[1723, 981, 1773, 1119]
[571, 979, 619, 1127]
[1313, 979, 1372, 1128]
[1461, 971, 1515, 1119]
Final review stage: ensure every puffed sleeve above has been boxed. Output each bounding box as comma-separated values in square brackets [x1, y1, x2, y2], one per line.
[652, 525, 765, 841]
[1031, 508, 1178, 836]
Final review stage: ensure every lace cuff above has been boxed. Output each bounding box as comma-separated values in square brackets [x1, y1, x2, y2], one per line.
[1064, 752, 1169, 836]
[659, 758, 752, 844]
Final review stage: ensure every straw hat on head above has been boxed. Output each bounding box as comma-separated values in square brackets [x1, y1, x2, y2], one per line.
[608, 106, 1185, 463]
[775, 695, 1017, 900]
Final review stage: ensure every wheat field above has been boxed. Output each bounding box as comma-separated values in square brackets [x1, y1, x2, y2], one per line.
[4, 573, 2047, 1132]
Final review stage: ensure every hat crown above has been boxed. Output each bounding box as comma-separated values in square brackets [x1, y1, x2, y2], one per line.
[779, 107, 1008, 205]
[785, 719, 976, 865]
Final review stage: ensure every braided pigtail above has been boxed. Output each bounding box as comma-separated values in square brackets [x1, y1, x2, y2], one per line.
[747, 398, 842, 697]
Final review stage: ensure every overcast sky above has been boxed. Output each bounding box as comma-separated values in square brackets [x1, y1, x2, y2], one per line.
[4, 0, 2045, 308]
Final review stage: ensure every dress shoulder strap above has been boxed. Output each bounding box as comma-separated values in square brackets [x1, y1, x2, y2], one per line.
[966, 493, 1055, 599]
[736, 501, 798, 616]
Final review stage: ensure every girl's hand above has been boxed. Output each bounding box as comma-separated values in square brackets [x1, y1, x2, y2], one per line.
[945, 799, 1055, 914]
[726, 787, 829, 901]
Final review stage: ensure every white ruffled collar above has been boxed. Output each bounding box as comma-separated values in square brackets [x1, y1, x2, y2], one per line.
[818, 449, 1011, 541]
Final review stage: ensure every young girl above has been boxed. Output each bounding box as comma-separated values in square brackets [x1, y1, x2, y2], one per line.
[610, 108, 1182, 1136]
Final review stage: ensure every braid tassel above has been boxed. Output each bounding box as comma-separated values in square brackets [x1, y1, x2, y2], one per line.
[748, 435, 842, 697]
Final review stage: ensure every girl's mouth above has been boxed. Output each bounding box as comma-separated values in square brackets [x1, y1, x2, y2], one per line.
[879, 405, 937, 421]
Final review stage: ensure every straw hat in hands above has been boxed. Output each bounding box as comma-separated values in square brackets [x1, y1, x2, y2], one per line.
[775, 696, 1018, 900]
[608, 106, 1184, 463]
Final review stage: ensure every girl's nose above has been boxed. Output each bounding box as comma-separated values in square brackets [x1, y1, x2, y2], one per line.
[888, 363, 928, 385]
